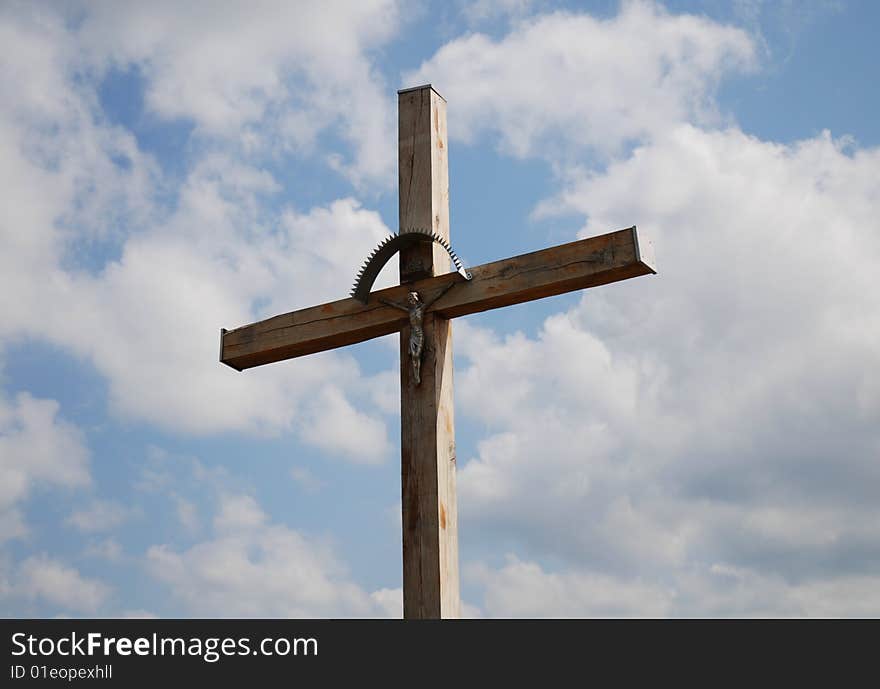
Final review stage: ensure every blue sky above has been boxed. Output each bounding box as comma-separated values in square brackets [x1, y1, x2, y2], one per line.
[2, 0, 879, 617]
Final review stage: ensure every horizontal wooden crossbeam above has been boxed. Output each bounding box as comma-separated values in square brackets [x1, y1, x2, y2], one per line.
[220, 226, 656, 371]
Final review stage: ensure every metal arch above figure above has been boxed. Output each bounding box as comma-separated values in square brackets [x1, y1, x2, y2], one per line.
[350, 228, 472, 304]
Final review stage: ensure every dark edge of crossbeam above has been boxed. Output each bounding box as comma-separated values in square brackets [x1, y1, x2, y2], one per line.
[220, 328, 242, 371]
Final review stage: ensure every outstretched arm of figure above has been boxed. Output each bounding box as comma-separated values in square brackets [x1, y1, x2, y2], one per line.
[423, 281, 456, 310]
[379, 298, 409, 312]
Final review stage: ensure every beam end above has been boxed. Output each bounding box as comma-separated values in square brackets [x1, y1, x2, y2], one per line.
[219, 328, 243, 371]
[397, 83, 446, 101]
[632, 225, 658, 275]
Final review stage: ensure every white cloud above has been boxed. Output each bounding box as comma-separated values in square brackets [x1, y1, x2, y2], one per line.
[0, 5, 159, 339]
[14, 555, 110, 614]
[298, 386, 391, 462]
[460, 600, 483, 618]
[290, 466, 326, 493]
[0, 4, 393, 453]
[74, 0, 401, 185]
[2, 98, 390, 445]
[365, 367, 400, 416]
[57, 171, 391, 439]
[469, 556, 673, 617]
[136, 446, 225, 495]
[147, 493, 398, 617]
[174, 497, 200, 534]
[120, 609, 159, 619]
[271, 197, 399, 314]
[66, 499, 134, 533]
[459, 0, 536, 25]
[455, 125, 880, 614]
[369, 587, 403, 618]
[84, 538, 125, 563]
[0, 393, 91, 542]
[406, 1, 755, 158]
[469, 557, 880, 617]
[0, 511, 26, 545]
[213, 494, 267, 532]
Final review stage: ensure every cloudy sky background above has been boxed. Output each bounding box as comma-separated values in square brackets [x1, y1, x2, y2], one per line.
[2, 0, 879, 617]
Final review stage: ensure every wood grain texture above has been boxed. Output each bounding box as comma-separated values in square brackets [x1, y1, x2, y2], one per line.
[398, 85, 459, 619]
[399, 310, 458, 619]
[398, 85, 450, 282]
[220, 226, 655, 371]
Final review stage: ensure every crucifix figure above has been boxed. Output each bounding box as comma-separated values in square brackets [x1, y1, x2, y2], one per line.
[380, 284, 456, 386]
[219, 85, 656, 618]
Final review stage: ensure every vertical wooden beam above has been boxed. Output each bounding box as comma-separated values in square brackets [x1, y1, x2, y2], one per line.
[397, 84, 460, 619]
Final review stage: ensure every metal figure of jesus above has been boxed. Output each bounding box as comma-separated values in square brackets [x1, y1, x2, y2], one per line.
[380, 282, 455, 385]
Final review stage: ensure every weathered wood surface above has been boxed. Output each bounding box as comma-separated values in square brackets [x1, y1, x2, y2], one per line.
[398, 84, 450, 282]
[220, 225, 655, 371]
[398, 85, 459, 619]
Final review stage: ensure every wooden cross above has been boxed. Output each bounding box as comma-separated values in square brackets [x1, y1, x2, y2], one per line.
[219, 85, 656, 619]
